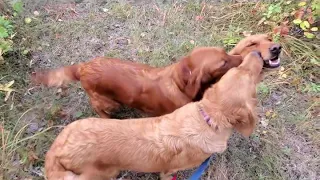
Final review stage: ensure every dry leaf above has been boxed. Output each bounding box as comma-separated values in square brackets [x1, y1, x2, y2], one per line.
[272, 112, 277, 118]
[265, 110, 272, 117]
[258, 17, 266, 26]
[273, 25, 289, 36]
[28, 151, 39, 161]
[294, 7, 305, 19]
[0, 80, 15, 101]
[243, 31, 252, 37]
[195, 15, 204, 21]
[281, 73, 288, 78]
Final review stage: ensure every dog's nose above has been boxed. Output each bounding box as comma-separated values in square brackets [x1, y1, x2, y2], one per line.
[269, 44, 282, 55]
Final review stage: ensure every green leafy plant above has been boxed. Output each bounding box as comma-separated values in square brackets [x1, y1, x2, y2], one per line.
[12, 0, 23, 14]
[303, 83, 320, 93]
[262, 0, 319, 39]
[291, 0, 319, 39]
[0, 16, 14, 64]
[263, 2, 282, 19]
[0, 0, 23, 64]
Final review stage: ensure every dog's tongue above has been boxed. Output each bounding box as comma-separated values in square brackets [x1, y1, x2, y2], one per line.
[268, 58, 280, 67]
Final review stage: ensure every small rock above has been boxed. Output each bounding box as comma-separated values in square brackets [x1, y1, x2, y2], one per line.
[33, 11, 40, 16]
[116, 39, 129, 45]
[140, 32, 146, 37]
[27, 123, 39, 134]
[260, 118, 269, 128]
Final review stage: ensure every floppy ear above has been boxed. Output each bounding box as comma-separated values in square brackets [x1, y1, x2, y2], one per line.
[178, 56, 204, 99]
[184, 68, 204, 99]
[233, 107, 257, 137]
[229, 39, 254, 55]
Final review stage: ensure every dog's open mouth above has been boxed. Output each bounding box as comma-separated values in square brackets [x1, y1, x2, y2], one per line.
[264, 56, 280, 68]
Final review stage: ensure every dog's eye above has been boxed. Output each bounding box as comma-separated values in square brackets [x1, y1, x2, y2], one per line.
[249, 43, 257, 46]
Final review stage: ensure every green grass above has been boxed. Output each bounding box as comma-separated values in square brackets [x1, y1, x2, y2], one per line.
[0, 1, 319, 179]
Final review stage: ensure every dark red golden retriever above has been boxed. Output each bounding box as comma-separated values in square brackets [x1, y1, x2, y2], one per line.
[32, 34, 281, 118]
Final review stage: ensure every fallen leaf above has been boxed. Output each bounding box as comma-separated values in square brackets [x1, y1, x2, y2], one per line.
[195, 15, 204, 21]
[273, 25, 289, 36]
[300, 21, 310, 30]
[281, 73, 287, 78]
[311, 27, 318, 31]
[33, 11, 40, 16]
[243, 31, 252, 37]
[265, 110, 272, 117]
[303, 21, 310, 28]
[294, 8, 305, 19]
[55, 33, 61, 39]
[293, 19, 302, 25]
[24, 17, 32, 24]
[258, 17, 266, 26]
[28, 151, 39, 162]
[298, 1, 307, 7]
[140, 32, 146, 37]
[307, 15, 315, 24]
[0, 80, 15, 101]
[304, 32, 315, 39]
[22, 49, 29, 55]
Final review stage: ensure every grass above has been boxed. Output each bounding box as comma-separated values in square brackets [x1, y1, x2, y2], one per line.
[1, 0, 319, 179]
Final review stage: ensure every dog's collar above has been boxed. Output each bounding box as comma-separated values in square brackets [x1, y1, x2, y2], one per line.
[197, 104, 212, 126]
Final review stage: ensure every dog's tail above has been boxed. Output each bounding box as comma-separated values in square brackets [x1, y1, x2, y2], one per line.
[45, 151, 79, 180]
[31, 64, 81, 87]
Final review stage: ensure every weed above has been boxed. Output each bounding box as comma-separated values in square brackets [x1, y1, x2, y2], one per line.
[0, 0, 24, 64]
[110, 3, 133, 20]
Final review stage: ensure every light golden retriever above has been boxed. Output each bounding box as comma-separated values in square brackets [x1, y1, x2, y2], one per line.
[45, 51, 280, 180]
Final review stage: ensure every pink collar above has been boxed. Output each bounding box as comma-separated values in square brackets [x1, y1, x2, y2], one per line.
[198, 105, 212, 126]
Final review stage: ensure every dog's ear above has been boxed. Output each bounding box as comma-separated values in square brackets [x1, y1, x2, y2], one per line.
[184, 68, 204, 99]
[233, 106, 257, 137]
[179, 56, 209, 99]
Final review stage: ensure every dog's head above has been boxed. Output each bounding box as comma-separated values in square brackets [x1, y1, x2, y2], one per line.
[178, 47, 243, 99]
[205, 51, 277, 137]
[229, 34, 281, 68]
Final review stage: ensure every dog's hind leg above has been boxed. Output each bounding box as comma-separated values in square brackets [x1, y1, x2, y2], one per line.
[87, 92, 120, 118]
